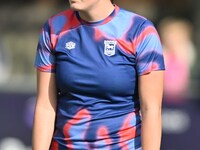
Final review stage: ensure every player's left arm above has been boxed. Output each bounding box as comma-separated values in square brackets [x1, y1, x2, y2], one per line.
[139, 70, 164, 150]
[134, 19, 165, 149]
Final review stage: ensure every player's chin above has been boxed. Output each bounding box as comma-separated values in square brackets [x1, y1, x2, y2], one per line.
[69, 3, 83, 11]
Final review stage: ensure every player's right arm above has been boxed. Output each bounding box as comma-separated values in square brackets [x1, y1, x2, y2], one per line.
[32, 71, 57, 150]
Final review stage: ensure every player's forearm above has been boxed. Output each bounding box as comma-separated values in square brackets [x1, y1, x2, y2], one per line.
[32, 104, 56, 150]
[141, 107, 162, 150]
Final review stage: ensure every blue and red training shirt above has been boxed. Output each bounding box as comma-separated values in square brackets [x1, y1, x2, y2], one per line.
[35, 5, 165, 150]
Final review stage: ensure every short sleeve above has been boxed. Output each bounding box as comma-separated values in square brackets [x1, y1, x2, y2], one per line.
[136, 20, 165, 75]
[34, 21, 56, 73]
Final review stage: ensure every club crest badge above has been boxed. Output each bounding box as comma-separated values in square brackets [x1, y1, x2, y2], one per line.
[104, 40, 117, 56]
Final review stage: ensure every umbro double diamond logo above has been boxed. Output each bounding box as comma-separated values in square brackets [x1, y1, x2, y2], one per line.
[65, 41, 76, 50]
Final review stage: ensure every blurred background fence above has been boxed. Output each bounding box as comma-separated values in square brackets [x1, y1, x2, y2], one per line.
[0, 0, 200, 149]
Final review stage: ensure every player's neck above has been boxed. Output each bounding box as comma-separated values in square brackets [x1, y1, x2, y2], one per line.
[78, 2, 115, 22]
